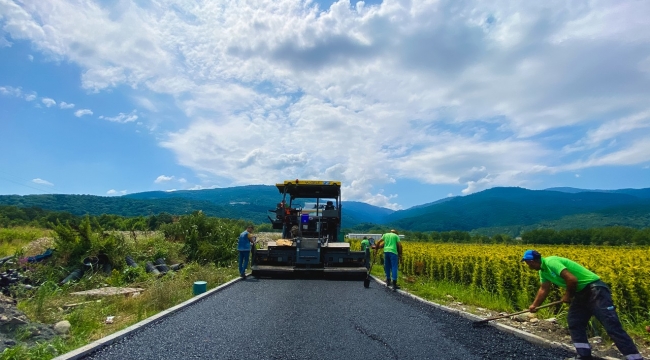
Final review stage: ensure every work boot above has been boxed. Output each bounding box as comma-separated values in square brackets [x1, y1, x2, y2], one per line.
[392, 280, 400, 291]
[385, 278, 390, 285]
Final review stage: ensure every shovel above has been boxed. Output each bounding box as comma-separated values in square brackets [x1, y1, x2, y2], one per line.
[363, 250, 377, 288]
[472, 300, 563, 327]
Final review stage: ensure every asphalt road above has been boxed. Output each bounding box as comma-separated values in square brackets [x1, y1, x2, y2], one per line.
[85, 278, 573, 360]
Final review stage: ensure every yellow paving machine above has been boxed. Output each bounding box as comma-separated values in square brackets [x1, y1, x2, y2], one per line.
[252, 180, 367, 277]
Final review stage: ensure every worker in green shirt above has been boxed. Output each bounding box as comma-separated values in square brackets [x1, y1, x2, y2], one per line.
[360, 236, 372, 270]
[360, 236, 371, 251]
[375, 230, 403, 291]
[522, 250, 643, 360]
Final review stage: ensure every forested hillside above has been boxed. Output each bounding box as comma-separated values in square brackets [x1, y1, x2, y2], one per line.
[342, 201, 395, 224]
[1, 186, 649, 233]
[546, 187, 650, 198]
[386, 187, 649, 232]
[471, 201, 650, 237]
[0, 187, 394, 229]
[123, 185, 279, 205]
[0, 194, 271, 223]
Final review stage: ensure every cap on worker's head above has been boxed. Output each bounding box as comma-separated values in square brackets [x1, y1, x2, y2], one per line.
[521, 250, 541, 262]
[390, 229, 398, 234]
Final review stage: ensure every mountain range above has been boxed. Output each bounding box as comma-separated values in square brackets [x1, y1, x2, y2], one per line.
[1, 186, 649, 235]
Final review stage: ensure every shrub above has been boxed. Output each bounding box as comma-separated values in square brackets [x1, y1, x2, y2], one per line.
[161, 211, 245, 264]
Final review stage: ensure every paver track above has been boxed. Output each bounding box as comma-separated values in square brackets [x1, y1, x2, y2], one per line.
[84, 278, 573, 359]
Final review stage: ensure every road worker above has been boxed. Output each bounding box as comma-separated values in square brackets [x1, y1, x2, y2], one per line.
[360, 236, 371, 270]
[521, 250, 643, 360]
[360, 236, 371, 251]
[271, 202, 284, 220]
[290, 225, 299, 238]
[375, 229, 403, 290]
[237, 225, 256, 279]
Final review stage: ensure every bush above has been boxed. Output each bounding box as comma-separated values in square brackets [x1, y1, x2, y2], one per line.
[105, 266, 149, 286]
[161, 211, 245, 264]
[52, 217, 127, 270]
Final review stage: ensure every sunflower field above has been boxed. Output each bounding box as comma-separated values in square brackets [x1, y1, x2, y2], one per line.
[363, 242, 650, 320]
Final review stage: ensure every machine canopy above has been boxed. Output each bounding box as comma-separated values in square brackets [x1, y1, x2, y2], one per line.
[275, 180, 341, 199]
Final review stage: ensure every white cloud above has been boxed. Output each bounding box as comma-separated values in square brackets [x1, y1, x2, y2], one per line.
[0, 86, 21, 97]
[60, 101, 75, 109]
[562, 139, 650, 171]
[32, 178, 53, 186]
[24, 93, 36, 101]
[134, 97, 157, 112]
[152, 175, 193, 187]
[41, 97, 56, 107]
[106, 189, 127, 196]
[0, 37, 11, 48]
[27, 54, 33, 61]
[585, 111, 650, 145]
[4, 1, 650, 204]
[154, 175, 174, 183]
[564, 111, 650, 154]
[99, 110, 138, 123]
[74, 109, 93, 117]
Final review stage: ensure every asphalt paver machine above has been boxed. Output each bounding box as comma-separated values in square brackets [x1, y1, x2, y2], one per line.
[252, 180, 366, 277]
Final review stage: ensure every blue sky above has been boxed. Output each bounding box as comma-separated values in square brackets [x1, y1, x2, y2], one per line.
[1, 0, 649, 210]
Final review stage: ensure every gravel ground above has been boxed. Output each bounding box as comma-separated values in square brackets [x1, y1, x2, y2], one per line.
[0, 294, 58, 353]
[85, 278, 573, 360]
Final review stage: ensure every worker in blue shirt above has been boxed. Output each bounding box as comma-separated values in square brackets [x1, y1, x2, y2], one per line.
[237, 225, 256, 279]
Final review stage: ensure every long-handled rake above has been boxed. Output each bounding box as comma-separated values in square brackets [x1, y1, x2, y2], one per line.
[472, 300, 563, 327]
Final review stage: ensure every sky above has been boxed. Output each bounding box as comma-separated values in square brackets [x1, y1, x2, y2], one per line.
[1, 0, 649, 210]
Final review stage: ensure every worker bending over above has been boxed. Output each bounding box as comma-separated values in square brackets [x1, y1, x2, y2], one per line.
[522, 250, 643, 360]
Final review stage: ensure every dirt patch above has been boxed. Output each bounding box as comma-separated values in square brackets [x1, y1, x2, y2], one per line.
[254, 232, 282, 249]
[0, 294, 58, 353]
[70, 287, 144, 297]
[21, 237, 55, 257]
[440, 298, 650, 360]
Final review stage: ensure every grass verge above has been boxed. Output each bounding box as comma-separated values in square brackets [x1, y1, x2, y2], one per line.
[0, 227, 52, 257]
[2, 263, 239, 360]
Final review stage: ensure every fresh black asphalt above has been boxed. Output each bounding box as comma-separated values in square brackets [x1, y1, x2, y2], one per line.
[84, 277, 573, 359]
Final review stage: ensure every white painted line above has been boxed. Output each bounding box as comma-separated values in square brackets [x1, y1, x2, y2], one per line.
[53, 275, 243, 360]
